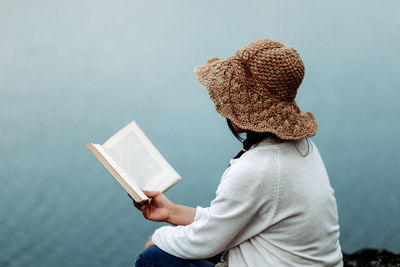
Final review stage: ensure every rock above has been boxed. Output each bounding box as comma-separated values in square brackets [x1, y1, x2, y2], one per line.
[343, 248, 400, 267]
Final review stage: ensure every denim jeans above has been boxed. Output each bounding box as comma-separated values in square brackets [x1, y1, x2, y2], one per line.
[135, 246, 215, 267]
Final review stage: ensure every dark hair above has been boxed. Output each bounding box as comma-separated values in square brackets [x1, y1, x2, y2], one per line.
[227, 118, 311, 159]
[227, 118, 276, 159]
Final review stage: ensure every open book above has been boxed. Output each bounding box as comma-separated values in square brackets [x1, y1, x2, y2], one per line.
[86, 121, 181, 203]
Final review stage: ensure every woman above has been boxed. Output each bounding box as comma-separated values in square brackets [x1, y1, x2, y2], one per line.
[134, 39, 343, 266]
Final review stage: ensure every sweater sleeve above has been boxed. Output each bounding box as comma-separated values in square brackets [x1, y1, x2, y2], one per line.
[152, 151, 279, 259]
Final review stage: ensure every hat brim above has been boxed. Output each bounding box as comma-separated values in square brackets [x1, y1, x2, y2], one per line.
[194, 57, 318, 140]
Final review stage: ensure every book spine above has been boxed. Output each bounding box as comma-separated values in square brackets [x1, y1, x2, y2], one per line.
[86, 144, 148, 203]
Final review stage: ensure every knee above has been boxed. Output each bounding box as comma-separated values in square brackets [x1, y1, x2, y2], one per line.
[135, 246, 164, 267]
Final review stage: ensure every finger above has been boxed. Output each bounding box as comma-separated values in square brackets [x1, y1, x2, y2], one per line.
[133, 201, 144, 211]
[136, 200, 151, 210]
[129, 194, 148, 211]
[142, 190, 161, 198]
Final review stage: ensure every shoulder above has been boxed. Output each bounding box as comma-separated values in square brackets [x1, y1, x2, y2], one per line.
[218, 142, 281, 197]
[239, 142, 280, 173]
[228, 138, 321, 183]
[231, 142, 279, 175]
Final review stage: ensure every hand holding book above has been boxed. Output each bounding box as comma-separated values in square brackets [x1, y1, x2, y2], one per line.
[86, 121, 181, 203]
[130, 191, 173, 222]
[87, 121, 194, 226]
[129, 190, 195, 226]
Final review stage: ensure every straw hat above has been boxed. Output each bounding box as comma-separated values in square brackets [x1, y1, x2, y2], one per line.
[194, 39, 318, 140]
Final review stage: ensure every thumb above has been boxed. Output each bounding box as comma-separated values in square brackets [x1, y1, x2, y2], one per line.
[142, 190, 161, 198]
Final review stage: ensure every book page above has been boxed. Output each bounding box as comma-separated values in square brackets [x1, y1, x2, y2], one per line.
[102, 121, 181, 192]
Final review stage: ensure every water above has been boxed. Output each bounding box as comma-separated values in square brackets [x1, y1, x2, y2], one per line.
[1, 1, 399, 266]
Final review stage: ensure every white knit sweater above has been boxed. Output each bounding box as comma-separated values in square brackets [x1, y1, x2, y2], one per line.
[152, 138, 343, 266]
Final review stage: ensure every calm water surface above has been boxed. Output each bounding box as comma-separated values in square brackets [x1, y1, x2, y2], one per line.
[1, 1, 399, 266]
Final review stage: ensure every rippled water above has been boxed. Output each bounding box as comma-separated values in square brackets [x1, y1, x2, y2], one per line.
[1, 1, 400, 266]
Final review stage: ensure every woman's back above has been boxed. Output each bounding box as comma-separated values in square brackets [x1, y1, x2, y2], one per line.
[225, 138, 342, 266]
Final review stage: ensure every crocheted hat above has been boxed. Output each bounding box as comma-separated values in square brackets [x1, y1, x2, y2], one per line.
[194, 39, 318, 140]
